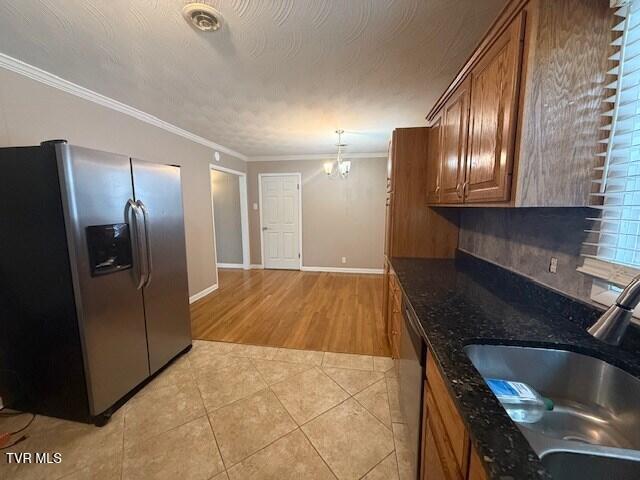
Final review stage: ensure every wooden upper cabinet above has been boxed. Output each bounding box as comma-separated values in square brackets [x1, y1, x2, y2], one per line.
[426, 112, 443, 204]
[424, 0, 611, 207]
[439, 79, 470, 204]
[465, 13, 524, 203]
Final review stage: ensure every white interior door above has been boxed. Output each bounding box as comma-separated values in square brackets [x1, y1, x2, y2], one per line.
[261, 174, 300, 270]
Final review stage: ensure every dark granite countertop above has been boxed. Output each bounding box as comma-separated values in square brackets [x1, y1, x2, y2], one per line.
[390, 252, 640, 480]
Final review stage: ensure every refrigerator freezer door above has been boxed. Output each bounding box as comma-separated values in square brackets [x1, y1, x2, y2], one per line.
[57, 145, 150, 415]
[131, 159, 191, 374]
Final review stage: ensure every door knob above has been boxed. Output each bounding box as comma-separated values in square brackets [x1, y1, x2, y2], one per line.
[262, 227, 268, 231]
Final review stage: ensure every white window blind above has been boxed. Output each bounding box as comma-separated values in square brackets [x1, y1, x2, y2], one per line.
[580, 0, 640, 287]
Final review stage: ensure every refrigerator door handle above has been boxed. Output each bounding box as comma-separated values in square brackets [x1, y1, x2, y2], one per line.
[128, 199, 148, 289]
[136, 200, 153, 288]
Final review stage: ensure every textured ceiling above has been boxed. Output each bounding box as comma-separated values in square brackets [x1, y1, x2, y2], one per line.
[0, 0, 507, 157]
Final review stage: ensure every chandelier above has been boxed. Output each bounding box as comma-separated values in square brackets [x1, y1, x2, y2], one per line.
[324, 130, 351, 178]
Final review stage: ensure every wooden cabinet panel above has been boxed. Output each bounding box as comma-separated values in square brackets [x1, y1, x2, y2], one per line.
[390, 297, 402, 359]
[465, 12, 524, 203]
[386, 127, 459, 257]
[425, 390, 464, 480]
[468, 447, 488, 480]
[514, 0, 611, 207]
[386, 272, 394, 349]
[423, 418, 449, 480]
[427, 351, 469, 472]
[439, 79, 470, 204]
[426, 112, 443, 204]
[386, 271, 402, 359]
[382, 261, 390, 336]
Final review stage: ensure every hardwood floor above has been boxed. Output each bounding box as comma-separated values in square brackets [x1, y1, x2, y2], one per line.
[190, 269, 390, 356]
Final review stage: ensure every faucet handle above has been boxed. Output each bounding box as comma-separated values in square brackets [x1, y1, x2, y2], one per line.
[615, 273, 640, 310]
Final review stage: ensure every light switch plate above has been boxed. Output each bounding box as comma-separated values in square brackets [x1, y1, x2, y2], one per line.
[253, 203, 258, 210]
[341, 257, 347, 264]
[549, 257, 558, 274]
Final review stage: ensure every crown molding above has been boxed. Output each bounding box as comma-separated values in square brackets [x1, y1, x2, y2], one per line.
[0, 53, 248, 161]
[247, 152, 388, 162]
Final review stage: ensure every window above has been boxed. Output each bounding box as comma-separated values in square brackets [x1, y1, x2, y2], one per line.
[579, 0, 640, 310]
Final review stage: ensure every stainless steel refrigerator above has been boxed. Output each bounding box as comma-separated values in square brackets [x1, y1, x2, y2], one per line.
[0, 140, 192, 424]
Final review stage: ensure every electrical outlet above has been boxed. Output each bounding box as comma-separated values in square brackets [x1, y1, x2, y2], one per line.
[549, 257, 558, 274]
[341, 257, 347, 264]
[253, 203, 258, 210]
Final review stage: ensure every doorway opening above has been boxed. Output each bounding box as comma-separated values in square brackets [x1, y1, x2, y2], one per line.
[210, 165, 250, 284]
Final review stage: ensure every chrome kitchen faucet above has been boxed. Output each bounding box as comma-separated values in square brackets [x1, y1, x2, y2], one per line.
[588, 274, 640, 345]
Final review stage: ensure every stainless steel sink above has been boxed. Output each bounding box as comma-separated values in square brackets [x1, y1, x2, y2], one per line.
[541, 451, 640, 480]
[464, 344, 640, 477]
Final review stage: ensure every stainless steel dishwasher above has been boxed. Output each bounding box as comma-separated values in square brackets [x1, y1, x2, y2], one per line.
[398, 301, 426, 479]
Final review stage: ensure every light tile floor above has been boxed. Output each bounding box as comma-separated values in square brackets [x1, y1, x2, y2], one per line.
[0, 340, 412, 480]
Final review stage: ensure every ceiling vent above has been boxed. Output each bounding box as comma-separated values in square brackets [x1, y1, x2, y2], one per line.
[182, 3, 223, 32]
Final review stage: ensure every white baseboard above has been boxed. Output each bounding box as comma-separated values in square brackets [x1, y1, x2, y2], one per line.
[250, 264, 264, 269]
[189, 284, 218, 304]
[300, 266, 384, 275]
[217, 263, 244, 269]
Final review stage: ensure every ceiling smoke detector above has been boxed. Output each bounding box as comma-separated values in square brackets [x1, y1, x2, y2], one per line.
[182, 3, 223, 32]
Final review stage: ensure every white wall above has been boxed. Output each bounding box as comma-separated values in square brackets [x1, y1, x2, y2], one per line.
[0, 68, 246, 297]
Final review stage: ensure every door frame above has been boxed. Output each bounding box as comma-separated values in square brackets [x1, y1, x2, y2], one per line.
[209, 164, 250, 271]
[258, 172, 303, 270]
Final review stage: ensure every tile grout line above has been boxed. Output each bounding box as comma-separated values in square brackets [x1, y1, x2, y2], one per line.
[220, 427, 318, 475]
[200, 381, 270, 415]
[204, 357, 297, 471]
[266, 360, 386, 479]
[298, 425, 341, 480]
[126, 342, 393, 479]
[358, 450, 397, 480]
[384, 364, 403, 480]
[351, 379, 393, 434]
[270, 367, 352, 427]
[391, 422, 403, 480]
[191, 368, 229, 476]
[125, 411, 210, 448]
[222, 422, 299, 472]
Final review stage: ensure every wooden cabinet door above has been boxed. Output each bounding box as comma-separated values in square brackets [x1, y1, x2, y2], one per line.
[389, 287, 402, 359]
[439, 79, 470, 204]
[382, 261, 390, 337]
[465, 13, 524, 203]
[423, 419, 448, 480]
[426, 112, 443, 204]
